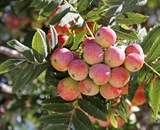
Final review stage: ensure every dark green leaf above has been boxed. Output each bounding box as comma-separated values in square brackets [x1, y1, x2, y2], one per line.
[43, 124, 69, 130]
[112, 25, 138, 40]
[50, 4, 70, 25]
[12, 64, 35, 93]
[77, 0, 93, 12]
[39, 113, 71, 124]
[27, 63, 50, 83]
[41, 1, 59, 17]
[45, 66, 59, 87]
[70, 30, 87, 50]
[149, 78, 160, 119]
[32, 28, 48, 63]
[115, 109, 127, 122]
[78, 99, 107, 121]
[50, 25, 58, 50]
[30, 0, 43, 7]
[115, 12, 149, 24]
[7, 40, 35, 62]
[72, 108, 94, 130]
[141, 26, 160, 54]
[102, 0, 124, 5]
[42, 103, 73, 113]
[0, 59, 25, 74]
[145, 37, 160, 63]
[36, 0, 48, 10]
[122, 0, 147, 13]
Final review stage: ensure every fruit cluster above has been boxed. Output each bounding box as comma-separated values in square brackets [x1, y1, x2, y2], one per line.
[50, 26, 145, 101]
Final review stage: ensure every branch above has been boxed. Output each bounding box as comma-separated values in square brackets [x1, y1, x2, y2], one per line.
[0, 46, 24, 59]
[0, 82, 12, 94]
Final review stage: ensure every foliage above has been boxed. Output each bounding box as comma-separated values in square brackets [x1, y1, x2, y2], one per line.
[0, 0, 160, 130]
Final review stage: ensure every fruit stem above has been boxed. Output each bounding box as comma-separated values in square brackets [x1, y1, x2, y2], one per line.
[144, 61, 160, 77]
[63, 0, 95, 38]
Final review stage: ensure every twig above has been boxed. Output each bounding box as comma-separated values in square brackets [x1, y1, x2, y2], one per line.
[0, 82, 12, 94]
[0, 46, 24, 59]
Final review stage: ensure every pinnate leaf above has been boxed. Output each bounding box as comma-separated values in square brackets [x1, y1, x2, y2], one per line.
[7, 40, 34, 62]
[112, 25, 138, 40]
[115, 12, 149, 24]
[0, 59, 25, 74]
[12, 64, 35, 93]
[32, 28, 48, 63]
[72, 108, 94, 130]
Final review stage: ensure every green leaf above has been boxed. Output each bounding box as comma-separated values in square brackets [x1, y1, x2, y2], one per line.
[152, 60, 160, 72]
[122, 0, 147, 13]
[62, 33, 74, 48]
[85, 5, 109, 22]
[27, 63, 50, 83]
[50, 25, 58, 50]
[7, 40, 35, 62]
[110, 114, 118, 128]
[12, 64, 35, 93]
[141, 26, 160, 54]
[70, 30, 87, 50]
[50, 4, 70, 25]
[112, 25, 138, 40]
[41, 1, 59, 17]
[43, 124, 69, 130]
[149, 78, 160, 119]
[30, 0, 43, 7]
[42, 103, 73, 113]
[115, 12, 149, 24]
[77, 0, 93, 12]
[59, 11, 79, 26]
[42, 96, 71, 104]
[39, 113, 71, 124]
[78, 98, 107, 121]
[72, 108, 94, 130]
[0, 59, 25, 74]
[145, 36, 160, 63]
[102, 0, 124, 5]
[32, 28, 48, 63]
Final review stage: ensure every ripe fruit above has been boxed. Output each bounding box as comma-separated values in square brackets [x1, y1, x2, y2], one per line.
[57, 77, 80, 101]
[100, 83, 122, 99]
[124, 53, 144, 72]
[58, 34, 68, 47]
[83, 43, 104, 65]
[97, 119, 110, 127]
[121, 83, 129, 95]
[125, 43, 144, 60]
[89, 64, 111, 85]
[95, 27, 116, 48]
[131, 91, 146, 106]
[109, 67, 130, 88]
[78, 78, 100, 96]
[104, 46, 125, 68]
[68, 59, 88, 81]
[81, 37, 96, 48]
[54, 23, 70, 35]
[51, 48, 74, 71]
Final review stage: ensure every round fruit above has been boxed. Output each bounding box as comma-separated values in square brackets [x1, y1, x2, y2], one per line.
[57, 77, 80, 101]
[89, 64, 111, 85]
[95, 26, 116, 48]
[51, 48, 74, 71]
